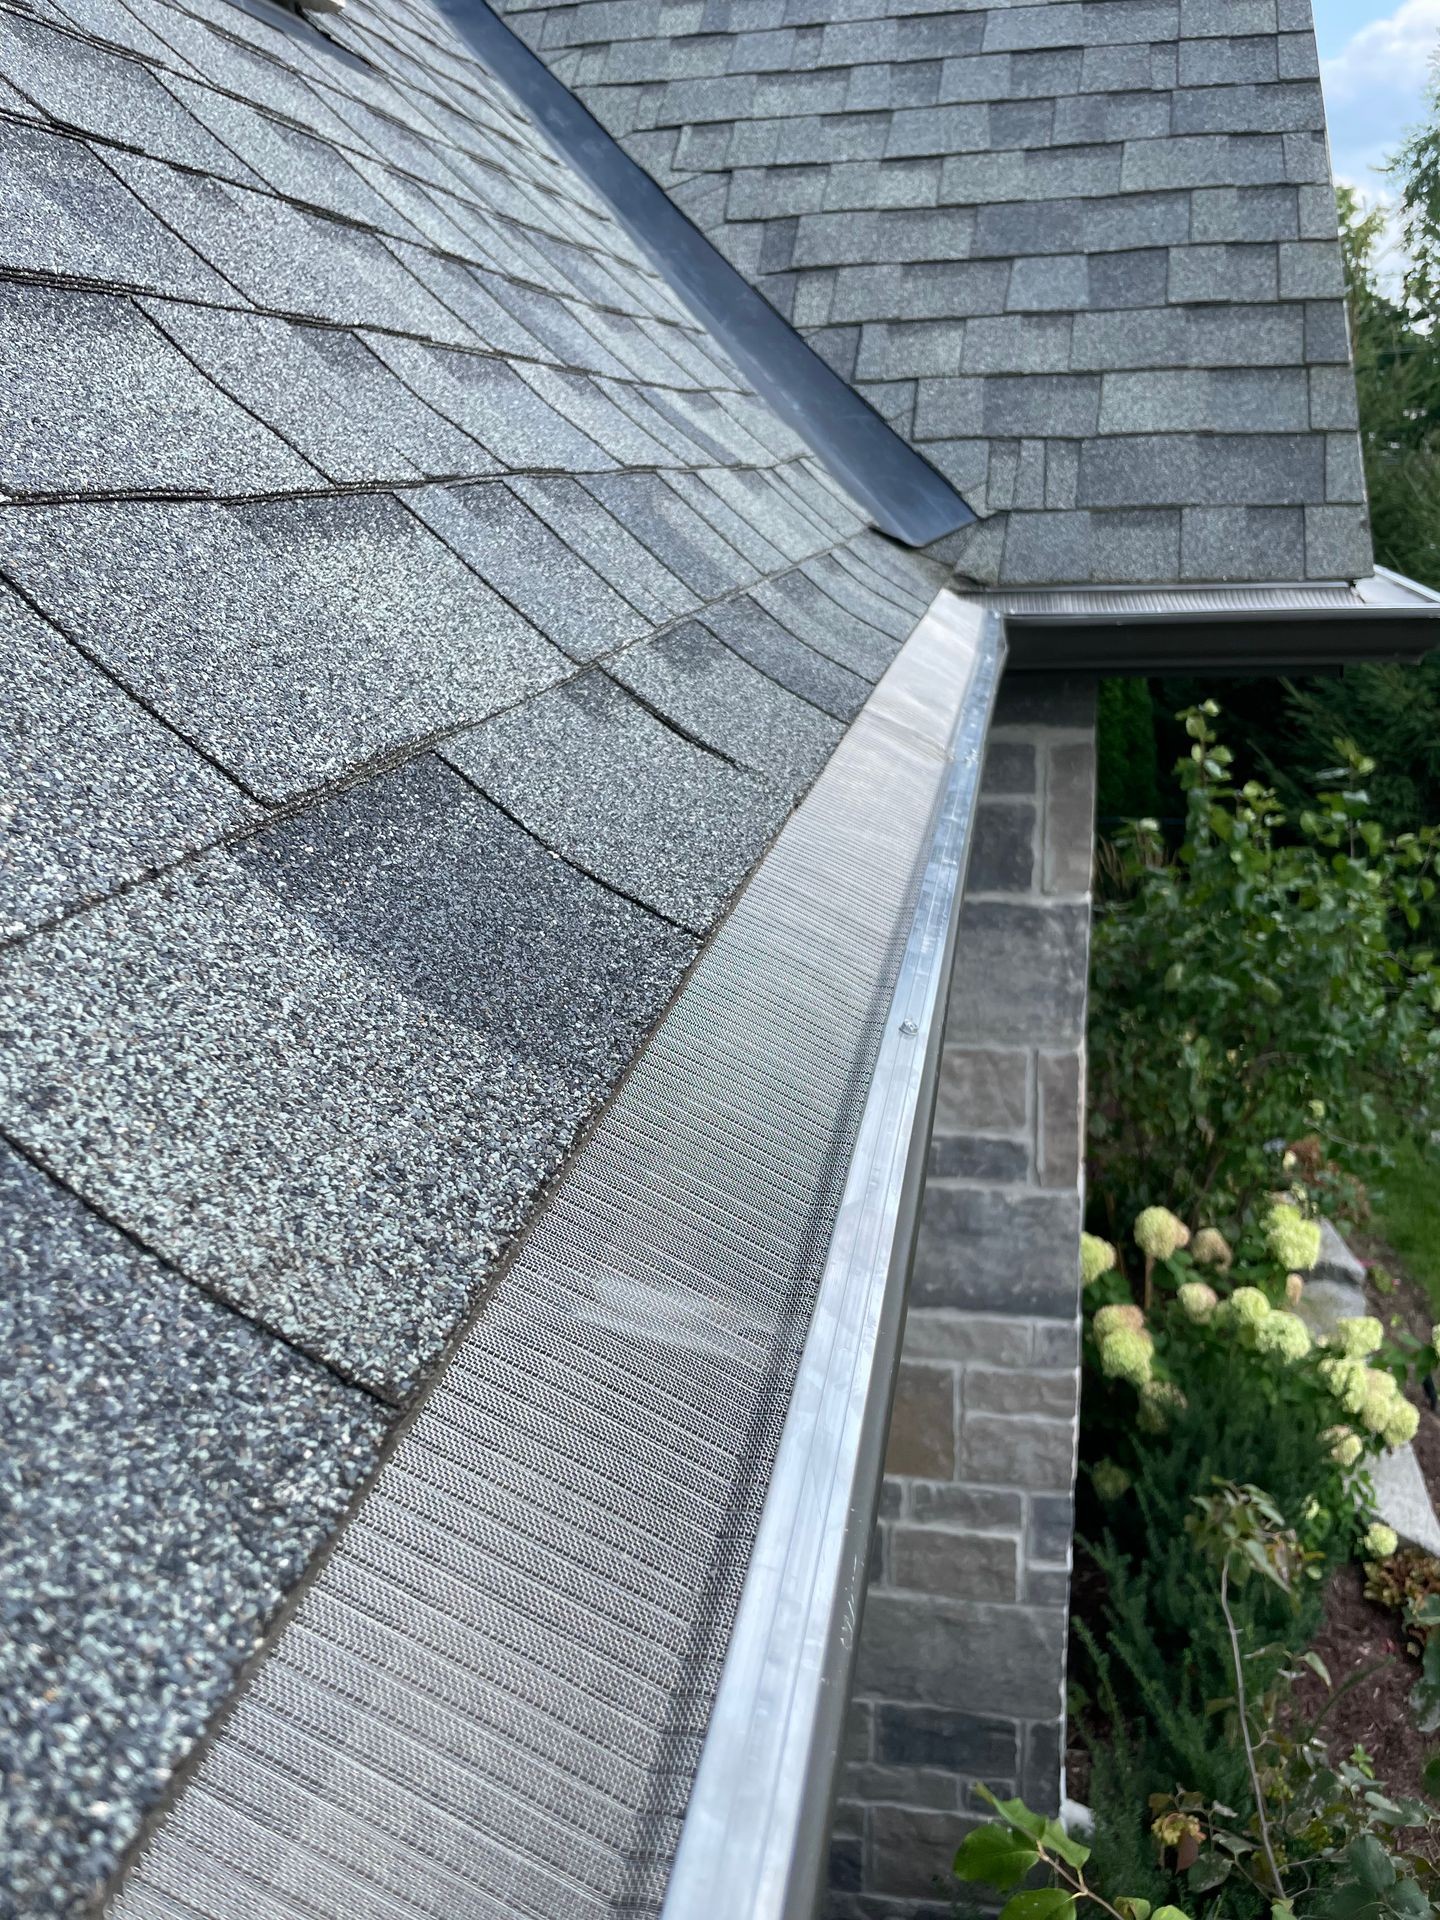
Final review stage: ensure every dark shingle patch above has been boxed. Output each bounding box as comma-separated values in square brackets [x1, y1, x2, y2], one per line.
[0, 121, 235, 297]
[609, 620, 843, 795]
[1, 14, 261, 181]
[582, 470, 757, 597]
[103, 148, 469, 337]
[0, 283, 318, 496]
[698, 592, 872, 721]
[751, 567, 899, 679]
[408, 480, 650, 660]
[0, 583, 257, 939]
[365, 336, 616, 469]
[0, 494, 567, 800]
[140, 300, 489, 482]
[0, 1142, 387, 1916]
[444, 669, 788, 930]
[0, 758, 695, 1399]
[508, 473, 699, 623]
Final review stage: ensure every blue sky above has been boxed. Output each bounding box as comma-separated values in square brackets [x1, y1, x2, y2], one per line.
[1314, 0, 1440, 197]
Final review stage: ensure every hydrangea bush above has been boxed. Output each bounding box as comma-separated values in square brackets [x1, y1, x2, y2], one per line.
[1087, 705, 1440, 1230]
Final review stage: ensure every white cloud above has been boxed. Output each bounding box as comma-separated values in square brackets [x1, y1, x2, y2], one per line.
[1321, 0, 1440, 185]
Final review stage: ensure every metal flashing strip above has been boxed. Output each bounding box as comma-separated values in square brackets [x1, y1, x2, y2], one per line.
[431, 0, 976, 549]
[958, 574, 1440, 674]
[662, 595, 1001, 1920]
[108, 593, 1002, 1920]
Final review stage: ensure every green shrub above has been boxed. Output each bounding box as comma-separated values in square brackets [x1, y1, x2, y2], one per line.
[1087, 704, 1440, 1232]
[1096, 679, 1163, 830]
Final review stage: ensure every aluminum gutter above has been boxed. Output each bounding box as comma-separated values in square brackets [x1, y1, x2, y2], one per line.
[430, 0, 976, 549]
[662, 595, 1003, 1920]
[106, 592, 1002, 1920]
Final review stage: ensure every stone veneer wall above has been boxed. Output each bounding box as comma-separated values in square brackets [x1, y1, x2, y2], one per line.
[830, 674, 1097, 1918]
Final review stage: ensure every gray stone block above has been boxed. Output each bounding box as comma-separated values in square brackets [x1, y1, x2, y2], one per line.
[1033, 1319, 1082, 1367]
[958, 1413, 1077, 1492]
[1181, 506, 1306, 580]
[934, 1045, 1029, 1133]
[901, 1311, 1033, 1367]
[1029, 1493, 1076, 1563]
[1022, 1718, 1065, 1811]
[1026, 1567, 1073, 1606]
[928, 1134, 1031, 1181]
[891, 1526, 1019, 1601]
[968, 1368, 1079, 1421]
[912, 1185, 1083, 1315]
[989, 677, 1097, 729]
[907, 1483, 1026, 1530]
[875, 1705, 1019, 1775]
[869, 1804, 972, 1899]
[886, 1361, 957, 1480]
[1305, 503, 1372, 579]
[1045, 742, 1096, 895]
[981, 741, 1038, 797]
[1038, 1049, 1084, 1187]
[948, 900, 1090, 1045]
[967, 799, 1037, 892]
[856, 1592, 1067, 1717]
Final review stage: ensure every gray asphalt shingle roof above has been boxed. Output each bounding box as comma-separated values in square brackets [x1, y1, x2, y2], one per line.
[495, 0, 1371, 585]
[0, 0, 948, 1901]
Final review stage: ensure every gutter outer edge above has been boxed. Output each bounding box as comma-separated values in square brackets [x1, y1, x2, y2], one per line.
[661, 596, 1006, 1920]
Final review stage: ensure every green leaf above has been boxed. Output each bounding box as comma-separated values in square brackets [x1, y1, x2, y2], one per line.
[985, 1795, 1051, 1842]
[1115, 1899, 1151, 1920]
[1037, 1818, 1090, 1870]
[1348, 1833, 1397, 1894]
[1301, 1649, 1333, 1686]
[997, 1890, 1076, 1920]
[1153, 1906, 1193, 1920]
[952, 1823, 1040, 1891]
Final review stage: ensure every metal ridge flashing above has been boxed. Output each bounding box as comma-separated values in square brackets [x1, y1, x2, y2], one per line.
[431, 0, 976, 549]
[662, 595, 1002, 1920]
[106, 592, 1001, 1920]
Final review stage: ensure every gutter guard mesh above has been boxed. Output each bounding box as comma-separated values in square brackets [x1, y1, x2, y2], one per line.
[109, 595, 993, 1920]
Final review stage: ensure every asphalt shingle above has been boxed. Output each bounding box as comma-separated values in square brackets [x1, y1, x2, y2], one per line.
[608, 619, 843, 794]
[0, 757, 696, 1401]
[0, 1141, 388, 1916]
[444, 669, 788, 929]
[0, 494, 568, 800]
[0, 283, 318, 497]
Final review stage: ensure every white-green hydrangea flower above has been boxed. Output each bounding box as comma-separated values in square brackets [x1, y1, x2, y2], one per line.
[1099, 1329, 1154, 1386]
[1093, 1302, 1145, 1341]
[1092, 1460, 1131, 1501]
[1229, 1286, 1271, 1326]
[1318, 1356, 1370, 1415]
[1383, 1399, 1420, 1449]
[1332, 1316, 1383, 1358]
[1135, 1207, 1191, 1261]
[1191, 1227, 1233, 1272]
[1263, 1202, 1322, 1273]
[1431, 1323, 1440, 1354]
[1253, 1312, 1311, 1362]
[1177, 1280, 1218, 1322]
[1137, 1378, 1187, 1434]
[1285, 1273, 1305, 1305]
[1323, 1425, 1364, 1468]
[1364, 1522, 1399, 1560]
[1080, 1232, 1118, 1287]
[1359, 1374, 1405, 1436]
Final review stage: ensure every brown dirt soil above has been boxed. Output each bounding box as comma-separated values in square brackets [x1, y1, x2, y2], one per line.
[1290, 1561, 1438, 1861]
